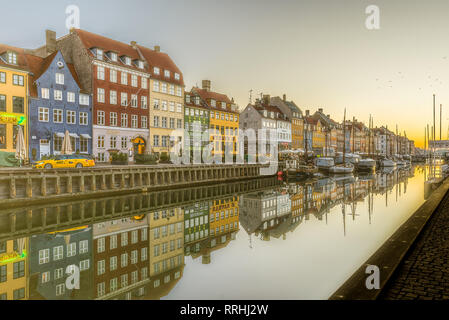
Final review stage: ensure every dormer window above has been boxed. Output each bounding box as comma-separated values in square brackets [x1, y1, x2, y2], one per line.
[211, 99, 216, 107]
[154, 67, 160, 75]
[96, 49, 103, 60]
[195, 97, 200, 105]
[110, 52, 117, 62]
[7, 52, 17, 65]
[270, 112, 274, 118]
[263, 111, 267, 117]
[137, 61, 144, 69]
[185, 94, 191, 103]
[164, 70, 170, 78]
[123, 56, 131, 66]
[221, 102, 226, 109]
[174, 73, 180, 80]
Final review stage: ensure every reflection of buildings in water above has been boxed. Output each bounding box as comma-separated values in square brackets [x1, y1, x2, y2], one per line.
[29, 226, 92, 300]
[148, 207, 184, 299]
[183, 201, 210, 255]
[0, 238, 28, 300]
[93, 217, 150, 300]
[209, 197, 240, 237]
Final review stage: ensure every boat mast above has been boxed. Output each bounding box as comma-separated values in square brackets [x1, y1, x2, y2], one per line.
[343, 108, 346, 165]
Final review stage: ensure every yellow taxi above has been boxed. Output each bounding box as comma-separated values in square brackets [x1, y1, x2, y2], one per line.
[33, 154, 95, 169]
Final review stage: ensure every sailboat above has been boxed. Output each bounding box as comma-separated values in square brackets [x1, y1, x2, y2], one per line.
[379, 126, 397, 168]
[357, 115, 376, 172]
[329, 109, 354, 174]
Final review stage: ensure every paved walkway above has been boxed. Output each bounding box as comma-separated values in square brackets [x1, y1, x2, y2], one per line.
[380, 192, 449, 300]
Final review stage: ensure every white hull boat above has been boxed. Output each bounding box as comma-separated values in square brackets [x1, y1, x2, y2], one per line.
[357, 159, 376, 171]
[315, 157, 335, 172]
[328, 164, 354, 174]
[380, 159, 396, 167]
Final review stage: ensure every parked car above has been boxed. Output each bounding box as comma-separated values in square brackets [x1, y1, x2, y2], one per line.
[33, 154, 95, 169]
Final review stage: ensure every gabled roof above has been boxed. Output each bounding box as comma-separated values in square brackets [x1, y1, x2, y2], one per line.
[137, 44, 184, 86]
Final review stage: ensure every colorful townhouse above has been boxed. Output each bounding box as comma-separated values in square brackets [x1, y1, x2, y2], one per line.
[36, 29, 151, 162]
[192, 80, 239, 161]
[183, 91, 210, 160]
[270, 95, 303, 150]
[183, 201, 210, 255]
[304, 110, 325, 155]
[209, 196, 239, 237]
[0, 238, 28, 300]
[313, 108, 338, 155]
[0, 45, 29, 164]
[136, 44, 184, 157]
[27, 51, 92, 161]
[28, 226, 93, 300]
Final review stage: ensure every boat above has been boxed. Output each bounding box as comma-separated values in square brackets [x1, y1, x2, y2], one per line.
[379, 158, 396, 167]
[285, 160, 318, 178]
[357, 158, 376, 172]
[315, 157, 335, 172]
[328, 163, 354, 174]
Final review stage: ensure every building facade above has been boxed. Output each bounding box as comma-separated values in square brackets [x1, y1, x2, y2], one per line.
[27, 51, 92, 161]
[0, 238, 28, 300]
[270, 95, 302, 150]
[184, 92, 210, 160]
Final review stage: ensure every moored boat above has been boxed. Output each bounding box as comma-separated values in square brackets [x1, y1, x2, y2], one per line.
[379, 158, 396, 167]
[328, 163, 354, 174]
[357, 158, 376, 172]
[315, 157, 335, 172]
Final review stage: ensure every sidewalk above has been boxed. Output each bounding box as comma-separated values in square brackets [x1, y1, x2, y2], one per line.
[380, 192, 449, 300]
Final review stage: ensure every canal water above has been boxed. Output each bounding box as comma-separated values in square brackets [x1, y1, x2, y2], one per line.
[0, 165, 431, 300]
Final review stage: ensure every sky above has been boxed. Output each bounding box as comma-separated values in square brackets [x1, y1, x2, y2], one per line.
[2, 0, 449, 147]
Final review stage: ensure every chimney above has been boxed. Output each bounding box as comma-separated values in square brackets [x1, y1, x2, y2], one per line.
[202, 80, 211, 92]
[46, 30, 56, 56]
[130, 41, 137, 48]
[305, 110, 310, 116]
[318, 108, 323, 113]
[263, 94, 270, 105]
[154, 45, 160, 52]
[283, 94, 286, 101]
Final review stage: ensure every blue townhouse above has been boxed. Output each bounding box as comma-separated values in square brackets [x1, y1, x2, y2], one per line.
[29, 225, 94, 300]
[28, 51, 92, 161]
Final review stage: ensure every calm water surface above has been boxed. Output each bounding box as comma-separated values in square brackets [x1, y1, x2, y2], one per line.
[0, 166, 432, 300]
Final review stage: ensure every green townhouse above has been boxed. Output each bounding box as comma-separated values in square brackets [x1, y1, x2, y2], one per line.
[184, 91, 209, 161]
[183, 201, 210, 256]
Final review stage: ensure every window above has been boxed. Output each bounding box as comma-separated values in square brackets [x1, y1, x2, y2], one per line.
[125, 57, 132, 65]
[13, 288, 25, 300]
[97, 282, 105, 297]
[53, 246, 63, 260]
[161, 117, 167, 128]
[110, 52, 117, 62]
[79, 112, 88, 125]
[41, 88, 49, 99]
[131, 271, 138, 284]
[97, 66, 105, 80]
[54, 135, 63, 152]
[97, 260, 105, 275]
[110, 112, 117, 126]
[211, 99, 216, 107]
[153, 116, 159, 128]
[153, 99, 160, 109]
[131, 94, 138, 108]
[175, 73, 180, 80]
[110, 69, 117, 82]
[54, 90, 63, 101]
[110, 136, 117, 149]
[80, 259, 90, 271]
[141, 78, 148, 89]
[141, 267, 148, 280]
[12, 97, 24, 113]
[121, 253, 128, 268]
[41, 271, 50, 284]
[97, 111, 105, 125]
[54, 268, 64, 280]
[169, 102, 175, 112]
[141, 96, 147, 109]
[67, 92, 75, 103]
[131, 115, 138, 128]
[97, 88, 105, 103]
[121, 93, 128, 106]
[79, 240, 88, 254]
[110, 90, 117, 105]
[121, 274, 128, 288]
[0, 265, 6, 283]
[170, 118, 175, 129]
[161, 100, 167, 111]
[39, 108, 49, 122]
[39, 249, 50, 264]
[121, 232, 128, 246]
[55, 73, 64, 85]
[161, 83, 167, 93]
[141, 116, 147, 129]
[13, 261, 24, 279]
[7, 52, 17, 64]
[164, 70, 170, 78]
[153, 135, 159, 146]
[11, 74, 23, 86]
[131, 250, 138, 264]
[154, 67, 160, 75]
[110, 235, 117, 250]
[131, 230, 138, 244]
[137, 61, 144, 69]
[67, 242, 76, 257]
[169, 85, 175, 95]
[97, 238, 105, 253]
[80, 94, 89, 105]
[96, 49, 103, 60]
[121, 136, 128, 149]
[141, 247, 148, 261]
[67, 110, 76, 124]
[121, 113, 128, 127]
[110, 256, 117, 271]
[153, 81, 160, 92]
[56, 283, 65, 296]
[121, 72, 128, 85]
[0, 95, 5, 112]
[131, 75, 138, 87]
[0, 72, 5, 83]
[176, 103, 182, 113]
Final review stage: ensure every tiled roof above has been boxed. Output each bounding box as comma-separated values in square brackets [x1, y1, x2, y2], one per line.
[73, 29, 148, 73]
[137, 44, 184, 86]
[192, 87, 238, 114]
[0, 43, 31, 72]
